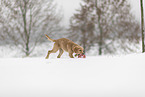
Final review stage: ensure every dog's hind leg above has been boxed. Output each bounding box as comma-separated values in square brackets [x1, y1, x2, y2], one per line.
[57, 48, 64, 58]
[45, 43, 59, 59]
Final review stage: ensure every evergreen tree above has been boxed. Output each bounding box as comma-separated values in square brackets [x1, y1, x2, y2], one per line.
[69, 1, 96, 53]
[69, 0, 140, 55]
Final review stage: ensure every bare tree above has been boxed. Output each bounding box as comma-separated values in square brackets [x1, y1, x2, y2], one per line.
[0, 0, 62, 56]
[105, 0, 140, 54]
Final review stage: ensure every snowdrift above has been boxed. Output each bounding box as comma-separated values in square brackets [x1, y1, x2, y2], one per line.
[0, 54, 145, 97]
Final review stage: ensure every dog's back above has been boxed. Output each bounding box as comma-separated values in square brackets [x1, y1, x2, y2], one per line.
[56, 38, 76, 52]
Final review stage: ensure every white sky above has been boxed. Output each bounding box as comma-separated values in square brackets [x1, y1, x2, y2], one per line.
[55, 0, 145, 26]
[55, 0, 82, 26]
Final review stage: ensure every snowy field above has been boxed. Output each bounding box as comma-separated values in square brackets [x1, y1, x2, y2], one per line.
[0, 53, 145, 97]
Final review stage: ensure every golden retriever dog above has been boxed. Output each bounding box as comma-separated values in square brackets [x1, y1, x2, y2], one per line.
[45, 34, 84, 58]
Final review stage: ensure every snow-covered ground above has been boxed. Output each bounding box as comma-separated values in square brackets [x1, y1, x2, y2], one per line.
[0, 53, 145, 97]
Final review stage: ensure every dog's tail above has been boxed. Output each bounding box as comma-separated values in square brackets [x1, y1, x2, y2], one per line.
[45, 34, 55, 42]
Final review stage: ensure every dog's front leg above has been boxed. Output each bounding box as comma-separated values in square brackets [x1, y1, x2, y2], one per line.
[69, 52, 74, 58]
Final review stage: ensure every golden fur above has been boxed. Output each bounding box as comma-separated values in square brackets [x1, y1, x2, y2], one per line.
[45, 34, 84, 58]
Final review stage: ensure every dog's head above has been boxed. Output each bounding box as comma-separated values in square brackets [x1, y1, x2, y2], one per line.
[73, 46, 84, 54]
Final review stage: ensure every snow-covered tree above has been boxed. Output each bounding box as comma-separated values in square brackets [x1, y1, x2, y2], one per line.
[0, 0, 62, 56]
[68, 1, 96, 53]
[69, 0, 140, 55]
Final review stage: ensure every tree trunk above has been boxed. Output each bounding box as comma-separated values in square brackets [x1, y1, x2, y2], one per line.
[95, 0, 103, 55]
[20, 0, 30, 56]
[140, 0, 145, 53]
